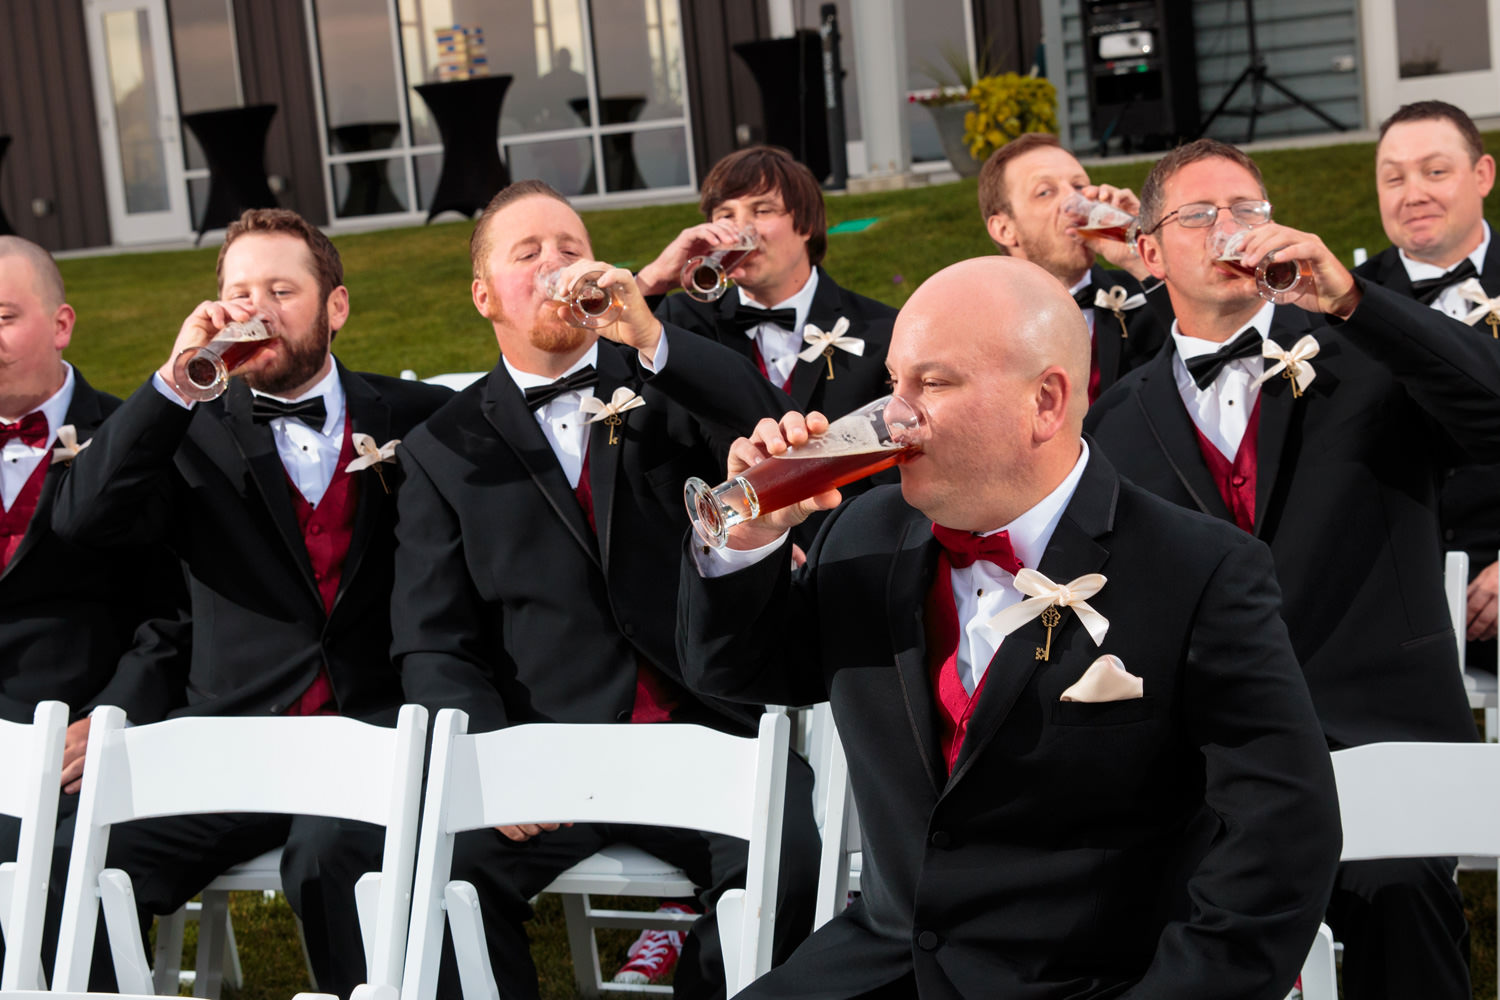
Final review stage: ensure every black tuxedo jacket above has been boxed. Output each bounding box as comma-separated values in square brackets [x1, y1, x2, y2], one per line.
[1087, 280, 1500, 747]
[0, 369, 184, 724]
[679, 451, 1340, 1000]
[654, 265, 895, 420]
[1357, 239, 1500, 567]
[393, 329, 793, 735]
[50, 363, 452, 723]
[1083, 265, 1169, 395]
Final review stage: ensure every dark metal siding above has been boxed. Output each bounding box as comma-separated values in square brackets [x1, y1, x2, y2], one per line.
[0, 1, 110, 250]
[975, 0, 1044, 77]
[680, 0, 770, 183]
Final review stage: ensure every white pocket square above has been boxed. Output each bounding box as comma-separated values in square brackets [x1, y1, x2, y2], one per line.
[1059, 654, 1144, 703]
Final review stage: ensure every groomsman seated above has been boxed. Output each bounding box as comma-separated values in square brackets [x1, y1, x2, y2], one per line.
[678, 255, 1341, 999]
[978, 133, 1168, 401]
[391, 180, 819, 999]
[49, 209, 452, 996]
[1355, 101, 1500, 672]
[1086, 138, 1500, 1000]
[0, 236, 183, 979]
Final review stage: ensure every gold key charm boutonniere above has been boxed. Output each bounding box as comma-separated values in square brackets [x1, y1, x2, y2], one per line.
[1093, 285, 1147, 339]
[345, 433, 400, 493]
[1252, 334, 1319, 399]
[798, 317, 866, 381]
[50, 425, 91, 465]
[986, 569, 1109, 663]
[1456, 279, 1500, 339]
[580, 387, 646, 445]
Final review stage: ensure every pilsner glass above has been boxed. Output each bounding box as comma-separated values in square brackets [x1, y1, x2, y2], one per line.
[680, 225, 760, 302]
[1207, 230, 1313, 305]
[170, 317, 275, 402]
[685, 394, 924, 548]
[1062, 193, 1140, 254]
[536, 266, 624, 329]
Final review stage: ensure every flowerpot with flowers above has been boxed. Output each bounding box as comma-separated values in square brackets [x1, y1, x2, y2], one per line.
[909, 87, 982, 177]
[963, 72, 1059, 163]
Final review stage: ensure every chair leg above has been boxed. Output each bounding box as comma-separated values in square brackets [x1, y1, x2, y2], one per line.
[222, 905, 244, 990]
[293, 912, 319, 991]
[195, 890, 230, 999]
[559, 893, 603, 1000]
[153, 909, 187, 995]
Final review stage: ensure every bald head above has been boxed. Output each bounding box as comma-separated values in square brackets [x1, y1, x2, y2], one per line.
[0, 237, 65, 311]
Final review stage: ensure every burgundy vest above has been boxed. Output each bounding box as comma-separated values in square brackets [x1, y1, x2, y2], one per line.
[924, 562, 989, 774]
[0, 456, 49, 570]
[1191, 395, 1262, 534]
[751, 343, 796, 394]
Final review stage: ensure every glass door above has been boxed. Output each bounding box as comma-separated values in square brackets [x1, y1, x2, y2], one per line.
[83, 0, 193, 244]
[1362, 0, 1500, 123]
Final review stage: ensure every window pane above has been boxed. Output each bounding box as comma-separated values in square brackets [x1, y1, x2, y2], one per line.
[506, 136, 596, 196]
[168, 0, 241, 170]
[592, 0, 684, 125]
[314, 0, 404, 146]
[331, 159, 411, 216]
[631, 126, 690, 189]
[1396, 0, 1492, 77]
[103, 10, 170, 213]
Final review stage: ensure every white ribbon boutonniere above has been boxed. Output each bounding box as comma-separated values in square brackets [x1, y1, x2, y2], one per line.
[1456, 278, 1500, 338]
[1093, 285, 1147, 339]
[797, 317, 866, 380]
[50, 425, 91, 465]
[345, 433, 400, 492]
[580, 387, 646, 445]
[1252, 334, 1320, 399]
[986, 569, 1109, 662]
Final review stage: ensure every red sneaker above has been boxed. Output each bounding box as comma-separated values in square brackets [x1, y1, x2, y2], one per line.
[611, 902, 697, 985]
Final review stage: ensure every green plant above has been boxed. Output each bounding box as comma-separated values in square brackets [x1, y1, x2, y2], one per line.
[911, 41, 996, 108]
[963, 73, 1058, 161]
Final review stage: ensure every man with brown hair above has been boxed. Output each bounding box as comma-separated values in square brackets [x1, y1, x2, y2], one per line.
[977, 132, 1167, 400]
[1086, 137, 1500, 1000]
[50, 208, 452, 996]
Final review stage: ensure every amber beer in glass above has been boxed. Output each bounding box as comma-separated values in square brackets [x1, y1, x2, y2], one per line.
[1061, 193, 1140, 253]
[171, 317, 275, 402]
[680, 225, 760, 302]
[1208, 230, 1312, 305]
[536, 266, 624, 328]
[684, 394, 924, 548]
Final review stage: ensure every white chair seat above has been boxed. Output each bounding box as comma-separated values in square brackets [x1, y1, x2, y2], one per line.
[545, 844, 696, 897]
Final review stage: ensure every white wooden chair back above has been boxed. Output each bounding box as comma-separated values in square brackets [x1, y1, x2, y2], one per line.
[403, 710, 789, 1000]
[807, 702, 861, 930]
[398, 369, 486, 391]
[53, 704, 428, 995]
[0, 700, 67, 990]
[1445, 550, 1469, 670]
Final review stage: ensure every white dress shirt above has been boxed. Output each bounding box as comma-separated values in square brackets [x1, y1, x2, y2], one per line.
[0, 362, 75, 511]
[1169, 301, 1275, 460]
[1400, 221, 1491, 320]
[738, 268, 820, 386]
[698, 442, 1092, 694]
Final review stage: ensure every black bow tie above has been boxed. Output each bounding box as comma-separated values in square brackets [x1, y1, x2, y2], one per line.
[522, 365, 599, 412]
[1410, 258, 1478, 305]
[251, 395, 327, 429]
[729, 305, 799, 335]
[1183, 327, 1265, 390]
[1073, 285, 1096, 310]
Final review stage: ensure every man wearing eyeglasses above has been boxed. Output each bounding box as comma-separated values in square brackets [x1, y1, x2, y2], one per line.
[1086, 138, 1500, 1000]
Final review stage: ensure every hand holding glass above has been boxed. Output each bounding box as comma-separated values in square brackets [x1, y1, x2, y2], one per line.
[1207, 230, 1313, 305]
[684, 394, 924, 548]
[1062, 193, 1139, 254]
[536, 266, 624, 328]
[170, 316, 274, 402]
[680, 225, 760, 302]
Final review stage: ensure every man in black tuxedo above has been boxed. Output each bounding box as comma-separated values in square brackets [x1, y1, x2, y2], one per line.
[1086, 138, 1500, 1000]
[49, 209, 451, 996]
[1355, 101, 1500, 671]
[0, 237, 183, 979]
[391, 180, 818, 999]
[678, 255, 1340, 999]
[978, 133, 1168, 401]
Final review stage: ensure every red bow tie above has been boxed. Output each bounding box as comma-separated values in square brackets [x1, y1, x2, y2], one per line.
[931, 523, 1023, 575]
[0, 412, 49, 449]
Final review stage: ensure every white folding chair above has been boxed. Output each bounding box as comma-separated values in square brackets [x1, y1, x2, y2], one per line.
[1351, 246, 1368, 267]
[0, 700, 67, 990]
[806, 703, 861, 930]
[1444, 550, 1499, 740]
[402, 710, 789, 1000]
[397, 370, 487, 391]
[1298, 742, 1500, 1000]
[52, 704, 428, 997]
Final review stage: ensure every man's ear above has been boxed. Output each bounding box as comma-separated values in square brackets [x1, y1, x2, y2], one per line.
[1034, 366, 1071, 441]
[325, 285, 351, 333]
[1138, 234, 1168, 281]
[986, 213, 1019, 253]
[472, 276, 491, 318]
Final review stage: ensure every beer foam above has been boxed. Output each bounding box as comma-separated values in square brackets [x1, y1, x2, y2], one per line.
[778, 411, 897, 459]
[218, 317, 271, 342]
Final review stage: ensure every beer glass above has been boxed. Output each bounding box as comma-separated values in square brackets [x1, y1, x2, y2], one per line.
[536, 266, 624, 329]
[170, 317, 275, 402]
[1062, 193, 1139, 253]
[1207, 230, 1313, 305]
[680, 225, 760, 302]
[685, 394, 924, 548]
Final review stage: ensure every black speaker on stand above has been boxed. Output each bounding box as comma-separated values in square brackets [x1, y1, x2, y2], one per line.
[732, 30, 832, 183]
[1081, 0, 1199, 155]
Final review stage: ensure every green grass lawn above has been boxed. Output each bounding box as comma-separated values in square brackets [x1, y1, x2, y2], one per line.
[64, 134, 1500, 998]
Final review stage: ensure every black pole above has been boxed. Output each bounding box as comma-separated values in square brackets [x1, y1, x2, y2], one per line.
[820, 4, 849, 190]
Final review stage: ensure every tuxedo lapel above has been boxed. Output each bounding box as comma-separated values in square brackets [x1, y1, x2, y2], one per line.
[332, 365, 392, 612]
[714, 292, 758, 360]
[1089, 266, 1128, 385]
[886, 518, 946, 794]
[1252, 308, 1317, 539]
[787, 268, 843, 407]
[587, 345, 637, 572]
[1133, 350, 1233, 521]
[481, 361, 600, 567]
[1484, 237, 1500, 297]
[1374, 250, 1414, 298]
[218, 381, 321, 601]
[947, 452, 1115, 787]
